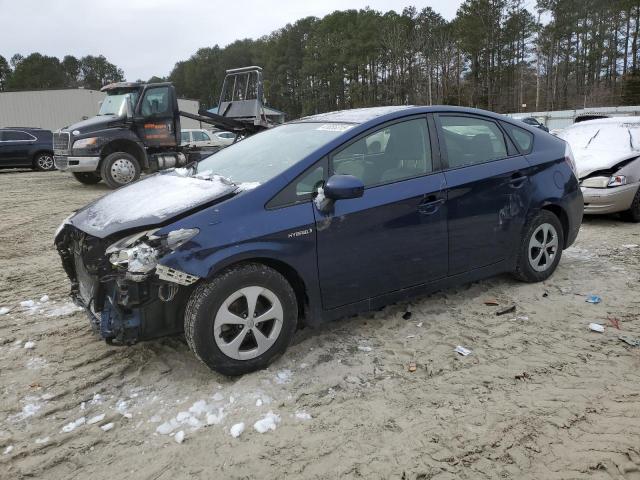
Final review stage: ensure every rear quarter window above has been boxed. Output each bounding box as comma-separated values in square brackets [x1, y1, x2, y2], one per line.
[502, 122, 534, 154]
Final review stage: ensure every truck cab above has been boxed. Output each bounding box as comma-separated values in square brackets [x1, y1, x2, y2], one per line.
[54, 82, 188, 188]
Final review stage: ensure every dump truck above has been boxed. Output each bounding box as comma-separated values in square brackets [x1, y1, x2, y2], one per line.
[54, 66, 281, 188]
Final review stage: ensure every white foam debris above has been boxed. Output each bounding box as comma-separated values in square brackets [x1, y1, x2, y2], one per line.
[230, 422, 245, 438]
[35, 437, 50, 444]
[416, 322, 423, 327]
[3, 445, 13, 455]
[100, 422, 114, 432]
[87, 413, 105, 425]
[255, 399, 263, 407]
[174, 430, 185, 444]
[80, 402, 86, 411]
[228, 396, 235, 404]
[0, 307, 9, 315]
[237, 182, 261, 191]
[189, 400, 209, 416]
[20, 300, 35, 308]
[115, 399, 128, 414]
[211, 392, 224, 402]
[123, 413, 133, 419]
[176, 411, 191, 423]
[18, 402, 42, 420]
[206, 408, 225, 426]
[44, 302, 83, 317]
[275, 369, 292, 384]
[295, 411, 312, 421]
[61, 416, 86, 433]
[90, 393, 103, 405]
[156, 419, 178, 435]
[253, 412, 280, 433]
[357, 346, 372, 352]
[39, 295, 50, 303]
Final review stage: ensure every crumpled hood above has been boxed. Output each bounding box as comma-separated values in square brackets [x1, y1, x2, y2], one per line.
[572, 148, 639, 179]
[68, 169, 237, 239]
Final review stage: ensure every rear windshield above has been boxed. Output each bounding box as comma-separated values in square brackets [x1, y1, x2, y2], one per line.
[196, 122, 351, 185]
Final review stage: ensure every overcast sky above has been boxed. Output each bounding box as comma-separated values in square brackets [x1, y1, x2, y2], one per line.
[1, 0, 466, 81]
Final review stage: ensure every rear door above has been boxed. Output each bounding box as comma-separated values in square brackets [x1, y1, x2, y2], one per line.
[0, 130, 36, 166]
[314, 116, 448, 310]
[435, 113, 532, 274]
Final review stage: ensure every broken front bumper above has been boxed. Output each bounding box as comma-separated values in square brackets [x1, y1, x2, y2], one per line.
[56, 226, 194, 344]
[581, 183, 639, 214]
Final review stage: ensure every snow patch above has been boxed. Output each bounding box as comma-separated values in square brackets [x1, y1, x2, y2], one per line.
[87, 413, 105, 425]
[206, 408, 225, 426]
[295, 411, 312, 421]
[35, 437, 50, 445]
[253, 412, 280, 433]
[61, 416, 86, 433]
[39, 295, 49, 303]
[0, 307, 9, 315]
[45, 302, 83, 317]
[3, 445, 13, 455]
[174, 430, 185, 444]
[20, 300, 35, 308]
[27, 357, 47, 370]
[101, 422, 114, 432]
[275, 369, 292, 384]
[24, 341, 35, 350]
[230, 422, 245, 438]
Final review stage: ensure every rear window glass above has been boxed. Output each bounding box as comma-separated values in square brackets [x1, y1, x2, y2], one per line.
[502, 122, 534, 154]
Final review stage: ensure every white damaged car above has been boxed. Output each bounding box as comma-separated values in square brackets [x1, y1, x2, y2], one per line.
[558, 117, 640, 221]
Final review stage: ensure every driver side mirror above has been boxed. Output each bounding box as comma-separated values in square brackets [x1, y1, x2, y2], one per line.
[324, 174, 364, 200]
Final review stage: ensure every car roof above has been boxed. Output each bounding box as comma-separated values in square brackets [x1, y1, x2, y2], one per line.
[294, 105, 522, 127]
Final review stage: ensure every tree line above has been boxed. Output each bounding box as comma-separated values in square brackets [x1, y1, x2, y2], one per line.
[0, 53, 124, 91]
[4, 0, 640, 118]
[167, 0, 640, 117]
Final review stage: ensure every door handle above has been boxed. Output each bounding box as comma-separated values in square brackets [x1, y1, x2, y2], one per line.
[509, 172, 527, 189]
[418, 195, 445, 215]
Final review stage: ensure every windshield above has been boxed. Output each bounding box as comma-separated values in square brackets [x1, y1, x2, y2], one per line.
[196, 122, 353, 184]
[98, 92, 139, 116]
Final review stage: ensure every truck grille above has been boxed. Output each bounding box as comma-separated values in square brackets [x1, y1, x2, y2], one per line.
[53, 131, 70, 154]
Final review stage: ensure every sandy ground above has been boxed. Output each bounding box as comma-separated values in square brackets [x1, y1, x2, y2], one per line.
[0, 169, 639, 480]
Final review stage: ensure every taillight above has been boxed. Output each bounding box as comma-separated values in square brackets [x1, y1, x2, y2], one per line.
[564, 143, 577, 176]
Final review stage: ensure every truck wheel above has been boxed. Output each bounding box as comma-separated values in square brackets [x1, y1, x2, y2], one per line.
[72, 172, 102, 185]
[100, 152, 140, 189]
[621, 187, 640, 223]
[34, 153, 56, 171]
[184, 263, 298, 376]
[513, 210, 564, 283]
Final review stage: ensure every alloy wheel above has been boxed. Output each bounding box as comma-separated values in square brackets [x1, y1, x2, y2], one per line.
[528, 223, 559, 272]
[213, 286, 284, 360]
[110, 158, 137, 184]
[37, 154, 54, 170]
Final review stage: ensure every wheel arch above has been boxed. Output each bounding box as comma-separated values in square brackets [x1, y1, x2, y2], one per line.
[540, 203, 570, 248]
[31, 149, 54, 167]
[100, 139, 147, 169]
[208, 256, 309, 322]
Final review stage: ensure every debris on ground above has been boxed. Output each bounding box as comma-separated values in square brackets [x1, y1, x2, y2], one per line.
[295, 411, 312, 420]
[607, 317, 621, 330]
[100, 423, 114, 432]
[20, 300, 35, 308]
[230, 422, 245, 438]
[589, 323, 605, 333]
[586, 295, 602, 304]
[496, 305, 516, 316]
[484, 299, 499, 306]
[619, 335, 640, 347]
[408, 361, 417, 372]
[542, 291, 549, 298]
[357, 345, 372, 352]
[515, 372, 531, 381]
[455, 346, 472, 356]
[23, 341, 35, 349]
[253, 412, 280, 433]
[0, 306, 10, 315]
[402, 311, 412, 320]
[61, 417, 86, 433]
[174, 430, 185, 444]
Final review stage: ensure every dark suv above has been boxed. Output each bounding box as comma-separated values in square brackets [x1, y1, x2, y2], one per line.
[0, 128, 55, 171]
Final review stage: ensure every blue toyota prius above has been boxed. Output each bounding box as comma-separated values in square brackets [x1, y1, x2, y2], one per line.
[55, 106, 583, 375]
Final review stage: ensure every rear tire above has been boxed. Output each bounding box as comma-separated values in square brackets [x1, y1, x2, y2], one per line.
[100, 152, 140, 189]
[72, 172, 102, 185]
[184, 263, 298, 376]
[34, 153, 56, 171]
[513, 210, 564, 283]
[621, 187, 640, 223]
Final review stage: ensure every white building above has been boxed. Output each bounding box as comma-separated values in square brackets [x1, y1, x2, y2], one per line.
[0, 88, 203, 131]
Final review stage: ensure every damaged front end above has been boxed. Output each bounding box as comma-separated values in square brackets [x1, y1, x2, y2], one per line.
[55, 225, 200, 344]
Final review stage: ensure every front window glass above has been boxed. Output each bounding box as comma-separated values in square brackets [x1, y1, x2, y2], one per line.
[99, 91, 139, 116]
[197, 123, 349, 184]
[192, 131, 209, 141]
[332, 118, 431, 187]
[140, 86, 170, 116]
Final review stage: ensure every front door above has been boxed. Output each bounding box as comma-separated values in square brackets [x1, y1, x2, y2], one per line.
[135, 85, 178, 148]
[0, 130, 35, 167]
[435, 113, 532, 275]
[315, 117, 448, 310]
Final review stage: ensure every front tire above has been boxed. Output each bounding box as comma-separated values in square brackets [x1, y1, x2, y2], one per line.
[621, 187, 640, 223]
[72, 172, 102, 185]
[100, 152, 140, 189]
[185, 263, 298, 376]
[34, 152, 56, 171]
[513, 210, 564, 283]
